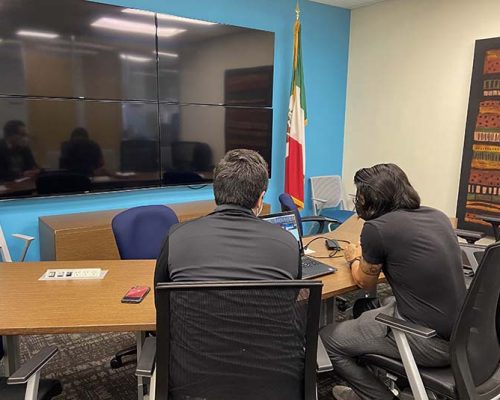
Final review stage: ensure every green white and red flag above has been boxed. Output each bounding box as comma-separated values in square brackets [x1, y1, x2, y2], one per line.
[285, 4, 307, 209]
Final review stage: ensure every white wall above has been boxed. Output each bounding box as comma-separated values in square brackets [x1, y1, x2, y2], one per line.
[342, 0, 500, 216]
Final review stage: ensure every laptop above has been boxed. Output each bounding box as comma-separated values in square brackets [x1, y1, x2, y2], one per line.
[261, 211, 337, 279]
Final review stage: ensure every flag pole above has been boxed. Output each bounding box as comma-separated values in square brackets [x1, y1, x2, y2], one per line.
[285, 0, 307, 209]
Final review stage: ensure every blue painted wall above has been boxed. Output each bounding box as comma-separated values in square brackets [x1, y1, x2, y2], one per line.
[0, 0, 350, 261]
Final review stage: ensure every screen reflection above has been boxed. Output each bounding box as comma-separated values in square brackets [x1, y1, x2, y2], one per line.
[0, 98, 160, 198]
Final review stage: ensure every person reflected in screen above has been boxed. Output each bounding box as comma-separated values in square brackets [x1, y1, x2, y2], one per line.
[0, 120, 39, 181]
[60, 127, 106, 176]
[320, 163, 466, 400]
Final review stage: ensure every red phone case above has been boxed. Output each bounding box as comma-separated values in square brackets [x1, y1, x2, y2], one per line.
[122, 286, 150, 303]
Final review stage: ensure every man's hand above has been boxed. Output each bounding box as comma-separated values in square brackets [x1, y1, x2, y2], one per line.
[344, 243, 362, 264]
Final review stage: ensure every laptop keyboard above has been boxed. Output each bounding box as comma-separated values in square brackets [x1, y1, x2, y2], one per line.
[301, 256, 336, 279]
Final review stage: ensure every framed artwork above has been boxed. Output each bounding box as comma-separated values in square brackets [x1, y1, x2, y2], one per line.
[457, 37, 500, 234]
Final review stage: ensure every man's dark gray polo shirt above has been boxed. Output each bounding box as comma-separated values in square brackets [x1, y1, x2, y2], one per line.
[154, 204, 301, 287]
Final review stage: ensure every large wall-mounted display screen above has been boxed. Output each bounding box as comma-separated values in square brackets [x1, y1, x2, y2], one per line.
[0, 0, 274, 199]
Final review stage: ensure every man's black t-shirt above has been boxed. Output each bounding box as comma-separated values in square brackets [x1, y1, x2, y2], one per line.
[154, 204, 301, 287]
[360, 207, 466, 340]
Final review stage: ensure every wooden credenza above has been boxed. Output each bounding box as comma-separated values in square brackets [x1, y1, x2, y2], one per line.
[39, 200, 271, 261]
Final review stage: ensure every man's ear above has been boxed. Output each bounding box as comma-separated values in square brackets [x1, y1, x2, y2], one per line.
[253, 191, 266, 215]
[257, 191, 265, 207]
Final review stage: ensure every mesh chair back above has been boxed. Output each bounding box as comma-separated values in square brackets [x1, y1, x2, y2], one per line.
[310, 175, 345, 215]
[171, 141, 213, 171]
[155, 281, 322, 400]
[279, 192, 304, 237]
[451, 242, 500, 399]
[112, 205, 178, 259]
[120, 140, 158, 172]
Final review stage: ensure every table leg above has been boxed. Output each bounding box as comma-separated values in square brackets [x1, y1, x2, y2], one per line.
[136, 331, 146, 400]
[493, 223, 500, 242]
[326, 297, 336, 325]
[2, 335, 20, 376]
[320, 297, 337, 327]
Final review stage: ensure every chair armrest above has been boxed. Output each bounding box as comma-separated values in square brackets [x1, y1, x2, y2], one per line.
[455, 229, 485, 244]
[317, 336, 333, 373]
[11, 234, 35, 242]
[7, 346, 58, 384]
[302, 216, 341, 235]
[12, 234, 35, 262]
[375, 313, 436, 339]
[302, 216, 341, 225]
[477, 214, 500, 224]
[136, 337, 156, 378]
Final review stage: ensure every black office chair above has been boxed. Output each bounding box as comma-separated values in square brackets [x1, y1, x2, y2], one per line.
[120, 139, 158, 172]
[171, 141, 213, 172]
[110, 205, 179, 369]
[362, 242, 500, 400]
[36, 171, 91, 195]
[0, 346, 62, 400]
[136, 280, 329, 400]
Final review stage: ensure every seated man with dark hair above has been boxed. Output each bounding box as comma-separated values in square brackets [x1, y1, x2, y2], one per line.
[60, 127, 105, 176]
[154, 148, 300, 287]
[320, 163, 466, 400]
[0, 120, 39, 181]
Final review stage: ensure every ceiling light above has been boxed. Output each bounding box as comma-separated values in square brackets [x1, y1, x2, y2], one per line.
[157, 51, 178, 58]
[122, 8, 155, 16]
[120, 53, 152, 62]
[17, 30, 59, 39]
[91, 18, 185, 38]
[158, 27, 185, 37]
[157, 14, 216, 25]
[122, 8, 216, 25]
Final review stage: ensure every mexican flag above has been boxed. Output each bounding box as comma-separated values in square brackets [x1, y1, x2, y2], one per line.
[285, 8, 307, 209]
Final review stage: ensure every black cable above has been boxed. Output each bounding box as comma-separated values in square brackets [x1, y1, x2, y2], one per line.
[303, 236, 351, 250]
[303, 236, 331, 249]
[312, 253, 343, 259]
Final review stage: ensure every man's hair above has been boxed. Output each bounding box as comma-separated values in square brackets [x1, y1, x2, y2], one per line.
[3, 120, 25, 138]
[71, 127, 89, 140]
[213, 149, 269, 209]
[354, 163, 420, 221]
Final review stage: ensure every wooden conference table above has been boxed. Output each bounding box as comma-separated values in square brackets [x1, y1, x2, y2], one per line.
[0, 215, 369, 399]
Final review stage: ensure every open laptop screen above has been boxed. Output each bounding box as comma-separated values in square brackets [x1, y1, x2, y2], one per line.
[260, 212, 303, 252]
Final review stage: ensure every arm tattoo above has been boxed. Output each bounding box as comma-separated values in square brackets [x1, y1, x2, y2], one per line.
[360, 260, 382, 276]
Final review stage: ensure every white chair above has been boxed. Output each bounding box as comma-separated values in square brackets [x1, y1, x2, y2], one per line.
[0, 225, 34, 262]
[310, 175, 355, 224]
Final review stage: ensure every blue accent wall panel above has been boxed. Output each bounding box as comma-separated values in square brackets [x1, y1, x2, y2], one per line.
[0, 0, 350, 261]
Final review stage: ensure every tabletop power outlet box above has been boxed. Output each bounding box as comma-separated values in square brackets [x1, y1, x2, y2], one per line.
[325, 239, 342, 251]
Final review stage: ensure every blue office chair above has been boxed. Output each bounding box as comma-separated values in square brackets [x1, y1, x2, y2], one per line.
[110, 205, 179, 369]
[112, 205, 179, 260]
[279, 193, 340, 236]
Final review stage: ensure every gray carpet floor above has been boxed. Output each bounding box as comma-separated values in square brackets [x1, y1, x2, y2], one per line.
[1, 285, 391, 400]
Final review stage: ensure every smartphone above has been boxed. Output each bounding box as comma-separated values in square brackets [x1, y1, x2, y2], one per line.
[121, 286, 151, 303]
